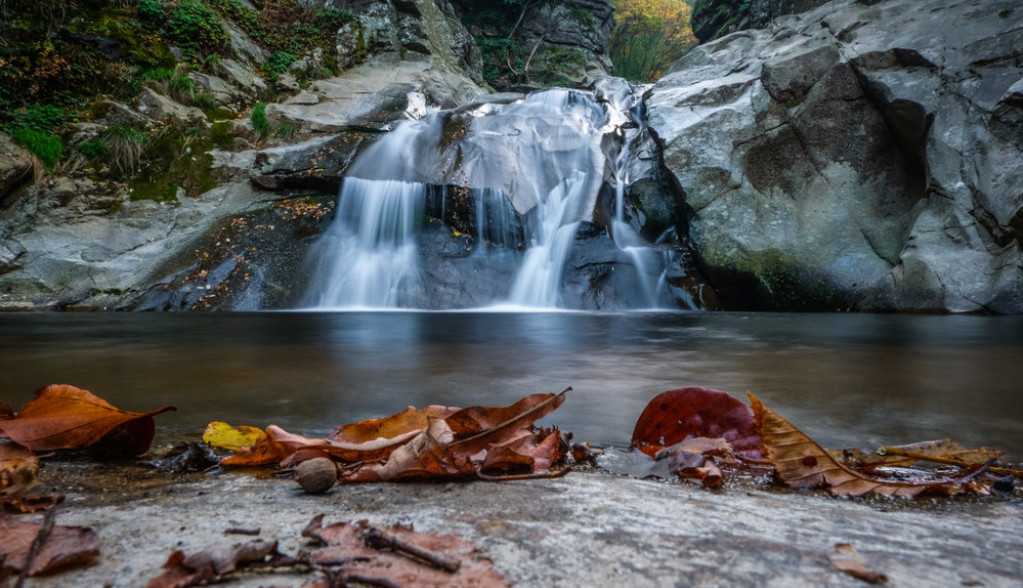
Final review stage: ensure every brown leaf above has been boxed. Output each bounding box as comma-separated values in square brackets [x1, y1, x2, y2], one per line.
[304, 517, 509, 587]
[221, 423, 437, 468]
[0, 385, 175, 456]
[829, 543, 889, 584]
[328, 405, 457, 443]
[879, 439, 1003, 466]
[1, 442, 38, 496]
[0, 512, 100, 576]
[448, 388, 569, 455]
[341, 418, 471, 482]
[751, 395, 969, 497]
[630, 387, 762, 460]
[147, 540, 296, 588]
[0, 493, 64, 515]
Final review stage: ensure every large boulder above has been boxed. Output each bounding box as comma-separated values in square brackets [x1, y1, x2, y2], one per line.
[647, 0, 1023, 312]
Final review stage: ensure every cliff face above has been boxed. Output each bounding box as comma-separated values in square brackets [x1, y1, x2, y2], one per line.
[690, 0, 830, 42]
[452, 0, 615, 91]
[649, 0, 1023, 312]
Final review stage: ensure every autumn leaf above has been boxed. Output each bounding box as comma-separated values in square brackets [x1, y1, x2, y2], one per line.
[829, 543, 889, 584]
[339, 391, 571, 482]
[877, 439, 1003, 466]
[328, 404, 458, 444]
[302, 516, 509, 587]
[751, 394, 976, 497]
[146, 540, 296, 588]
[342, 418, 470, 482]
[448, 388, 569, 455]
[630, 387, 762, 460]
[0, 385, 175, 457]
[0, 511, 100, 576]
[202, 422, 267, 452]
[1, 442, 38, 496]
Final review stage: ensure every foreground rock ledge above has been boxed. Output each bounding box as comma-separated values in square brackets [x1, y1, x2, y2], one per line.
[21, 467, 1023, 587]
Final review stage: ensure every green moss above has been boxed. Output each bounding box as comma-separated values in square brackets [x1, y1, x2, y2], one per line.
[209, 121, 234, 149]
[129, 124, 217, 202]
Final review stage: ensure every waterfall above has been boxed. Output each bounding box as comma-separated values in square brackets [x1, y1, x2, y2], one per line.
[301, 178, 424, 309]
[298, 84, 683, 311]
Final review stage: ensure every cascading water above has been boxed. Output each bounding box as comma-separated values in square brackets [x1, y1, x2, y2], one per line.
[608, 92, 671, 310]
[299, 83, 684, 311]
[301, 178, 424, 308]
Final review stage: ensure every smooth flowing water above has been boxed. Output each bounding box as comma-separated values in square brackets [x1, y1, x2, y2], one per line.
[2, 312, 1021, 460]
[299, 87, 675, 310]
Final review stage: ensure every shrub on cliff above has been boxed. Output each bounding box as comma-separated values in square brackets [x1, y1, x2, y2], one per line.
[610, 0, 698, 81]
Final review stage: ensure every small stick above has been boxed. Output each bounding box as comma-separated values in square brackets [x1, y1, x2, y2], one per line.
[223, 527, 261, 536]
[878, 447, 1023, 478]
[477, 466, 573, 482]
[362, 527, 461, 573]
[15, 507, 56, 588]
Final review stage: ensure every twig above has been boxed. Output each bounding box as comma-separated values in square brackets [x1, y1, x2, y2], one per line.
[362, 527, 461, 573]
[15, 507, 56, 588]
[878, 447, 1023, 478]
[477, 466, 573, 482]
[223, 527, 260, 536]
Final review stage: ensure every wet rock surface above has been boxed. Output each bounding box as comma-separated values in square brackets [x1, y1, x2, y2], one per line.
[648, 0, 1023, 312]
[21, 457, 1023, 587]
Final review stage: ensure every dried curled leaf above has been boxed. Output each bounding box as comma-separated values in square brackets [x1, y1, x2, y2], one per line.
[0, 385, 175, 457]
[751, 395, 972, 497]
[328, 405, 457, 444]
[630, 387, 762, 460]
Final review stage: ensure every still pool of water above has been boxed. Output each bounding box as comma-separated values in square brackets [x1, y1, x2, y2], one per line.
[2, 311, 1021, 460]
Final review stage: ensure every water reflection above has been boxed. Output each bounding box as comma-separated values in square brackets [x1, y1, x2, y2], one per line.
[1, 312, 1021, 459]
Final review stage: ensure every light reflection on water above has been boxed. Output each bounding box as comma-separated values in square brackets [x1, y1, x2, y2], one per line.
[2, 311, 1021, 459]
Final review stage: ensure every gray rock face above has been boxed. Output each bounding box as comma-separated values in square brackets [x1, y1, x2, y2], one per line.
[0, 132, 32, 204]
[691, 0, 831, 43]
[648, 0, 1023, 312]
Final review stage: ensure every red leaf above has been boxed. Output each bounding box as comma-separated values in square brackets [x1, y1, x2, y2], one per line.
[630, 387, 762, 460]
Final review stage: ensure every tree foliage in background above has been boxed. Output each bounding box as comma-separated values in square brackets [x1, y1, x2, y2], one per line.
[609, 0, 698, 81]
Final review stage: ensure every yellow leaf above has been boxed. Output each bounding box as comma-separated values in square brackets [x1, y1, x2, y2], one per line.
[203, 422, 268, 452]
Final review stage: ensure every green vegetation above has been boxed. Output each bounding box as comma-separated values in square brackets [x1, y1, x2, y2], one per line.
[2, 105, 69, 170]
[610, 0, 698, 81]
[0, 0, 356, 199]
[251, 102, 270, 138]
[167, 0, 229, 59]
[102, 123, 147, 177]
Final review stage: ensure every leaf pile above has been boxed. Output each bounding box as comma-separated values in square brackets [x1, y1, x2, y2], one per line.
[617, 386, 1018, 497]
[205, 388, 572, 483]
